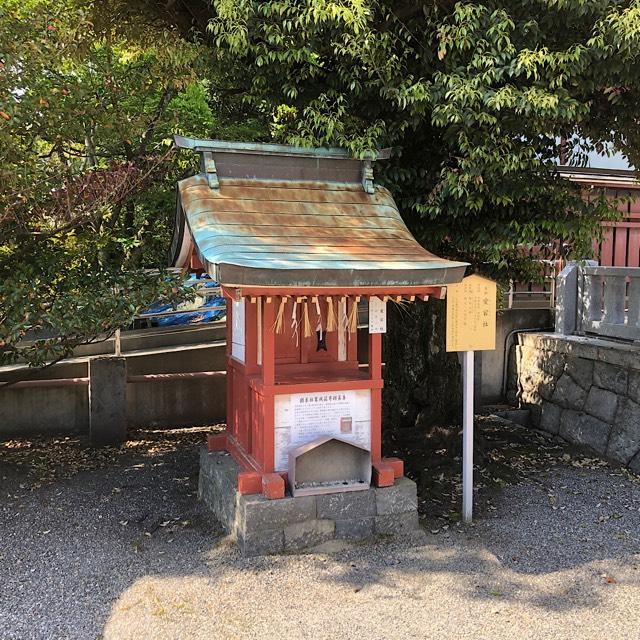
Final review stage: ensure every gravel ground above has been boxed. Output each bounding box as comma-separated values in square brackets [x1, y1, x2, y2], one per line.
[2, 423, 640, 640]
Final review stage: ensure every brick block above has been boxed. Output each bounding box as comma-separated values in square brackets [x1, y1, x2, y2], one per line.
[375, 477, 418, 515]
[237, 471, 262, 495]
[284, 519, 335, 551]
[383, 457, 404, 479]
[372, 461, 394, 487]
[207, 433, 227, 451]
[262, 473, 285, 500]
[316, 489, 375, 520]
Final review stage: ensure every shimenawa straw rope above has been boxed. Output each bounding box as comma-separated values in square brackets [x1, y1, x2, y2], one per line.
[273, 296, 287, 333]
[326, 296, 337, 332]
[302, 299, 312, 338]
[290, 300, 299, 346]
[347, 297, 358, 333]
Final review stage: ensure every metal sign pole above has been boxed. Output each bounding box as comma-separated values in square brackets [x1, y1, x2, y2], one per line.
[462, 349, 474, 523]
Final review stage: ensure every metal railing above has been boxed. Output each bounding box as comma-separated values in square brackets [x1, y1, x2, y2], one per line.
[505, 277, 556, 309]
[504, 259, 560, 310]
[578, 265, 640, 341]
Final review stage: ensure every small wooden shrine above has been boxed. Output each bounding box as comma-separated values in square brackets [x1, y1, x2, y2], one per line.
[171, 136, 467, 500]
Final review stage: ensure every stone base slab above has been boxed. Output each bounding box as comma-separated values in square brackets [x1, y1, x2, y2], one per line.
[198, 447, 421, 555]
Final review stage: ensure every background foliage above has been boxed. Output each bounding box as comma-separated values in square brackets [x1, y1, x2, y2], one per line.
[3, 0, 640, 413]
[205, 0, 640, 281]
[0, 0, 265, 369]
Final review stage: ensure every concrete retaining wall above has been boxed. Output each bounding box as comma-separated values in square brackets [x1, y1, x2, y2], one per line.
[481, 308, 553, 403]
[1, 309, 552, 439]
[0, 341, 227, 438]
[516, 332, 640, 471]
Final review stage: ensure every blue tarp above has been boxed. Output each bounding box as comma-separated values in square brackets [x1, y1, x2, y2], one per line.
[143, 275, 226, 326]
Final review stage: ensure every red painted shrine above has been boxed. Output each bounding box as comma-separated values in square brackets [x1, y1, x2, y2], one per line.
[171, 136, 467, 500]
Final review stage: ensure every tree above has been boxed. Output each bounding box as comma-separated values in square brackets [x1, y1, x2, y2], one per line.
[0, 0, 265, 371]
[181, 0, 639, 433]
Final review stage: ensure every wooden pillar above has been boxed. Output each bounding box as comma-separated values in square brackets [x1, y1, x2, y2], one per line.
[244, 297, 258, 372]
[368, 331, 382, 379]
[262, 298, 275, 386]
[225, 295, 234, 436]
[262, 298, 276, 472]
[369, 331, 382, 462]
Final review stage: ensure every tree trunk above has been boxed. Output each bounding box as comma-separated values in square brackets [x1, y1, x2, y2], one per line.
[382, 298, 461, 448]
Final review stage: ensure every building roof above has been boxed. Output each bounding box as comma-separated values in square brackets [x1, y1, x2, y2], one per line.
[558, 165, 639, 189]
[171, 137, 467, 288]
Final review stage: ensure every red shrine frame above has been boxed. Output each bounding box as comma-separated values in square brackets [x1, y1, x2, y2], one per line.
[208, 284, 446, 500]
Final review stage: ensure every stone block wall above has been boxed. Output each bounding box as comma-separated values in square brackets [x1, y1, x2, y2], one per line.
[516, 332, 640, 471]
[199, 448, 420, 555]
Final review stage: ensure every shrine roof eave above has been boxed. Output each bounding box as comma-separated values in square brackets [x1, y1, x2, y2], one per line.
[173, 174, 468, 289]
[210, 262, 465, 290]
[220, 284, 451, 300]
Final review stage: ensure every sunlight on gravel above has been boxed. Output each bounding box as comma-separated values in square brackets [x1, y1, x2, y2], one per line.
[3, 419, 640, 640]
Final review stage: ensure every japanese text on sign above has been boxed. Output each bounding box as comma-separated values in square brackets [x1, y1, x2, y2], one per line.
[368, 296, 387, 333]
[274, 389, 371, 471]
[446, 274, 497, 352]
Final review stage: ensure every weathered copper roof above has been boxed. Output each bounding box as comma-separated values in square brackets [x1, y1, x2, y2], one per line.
[174, 175, 464, 287]
[171, 137, 467, 288]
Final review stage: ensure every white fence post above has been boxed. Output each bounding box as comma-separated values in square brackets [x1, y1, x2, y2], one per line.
[555, 264, 578, 334]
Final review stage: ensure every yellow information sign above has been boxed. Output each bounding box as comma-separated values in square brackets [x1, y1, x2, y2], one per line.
[446, 274, 497, 352]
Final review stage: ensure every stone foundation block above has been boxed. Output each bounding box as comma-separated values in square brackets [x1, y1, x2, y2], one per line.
[539, 402, 561, 434]
[538, 376, 557, 402]
[375, 477, 418, 515]
[239, 493, 316, 530]
[316, 489, 375, 520]
[238, 529, 284, 556]
[540, 351, 566, 378]
[552, 374, 587, 410]
[559, 410, 611, 454]
[335, 517, 375, 540]
[566, 357, 594, 390]
[594, 362, 627, 395]
[284, 519, 335, 551]
[585, 386, 618, 423]
[607, 398, 640, 464]
[199, 448, 421, 555]
[629, 371, 640, 404]
[528, 403, 542, 426]
[597, 344, 640, 371]
[516, 332, 640, 471]
[199, 449, 239, 532]
[628, 450, 640, 474]
[375, 511, 420, 535]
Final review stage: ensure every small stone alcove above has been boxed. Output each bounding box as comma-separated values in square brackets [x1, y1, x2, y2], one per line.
[288, 436, 372, 497]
